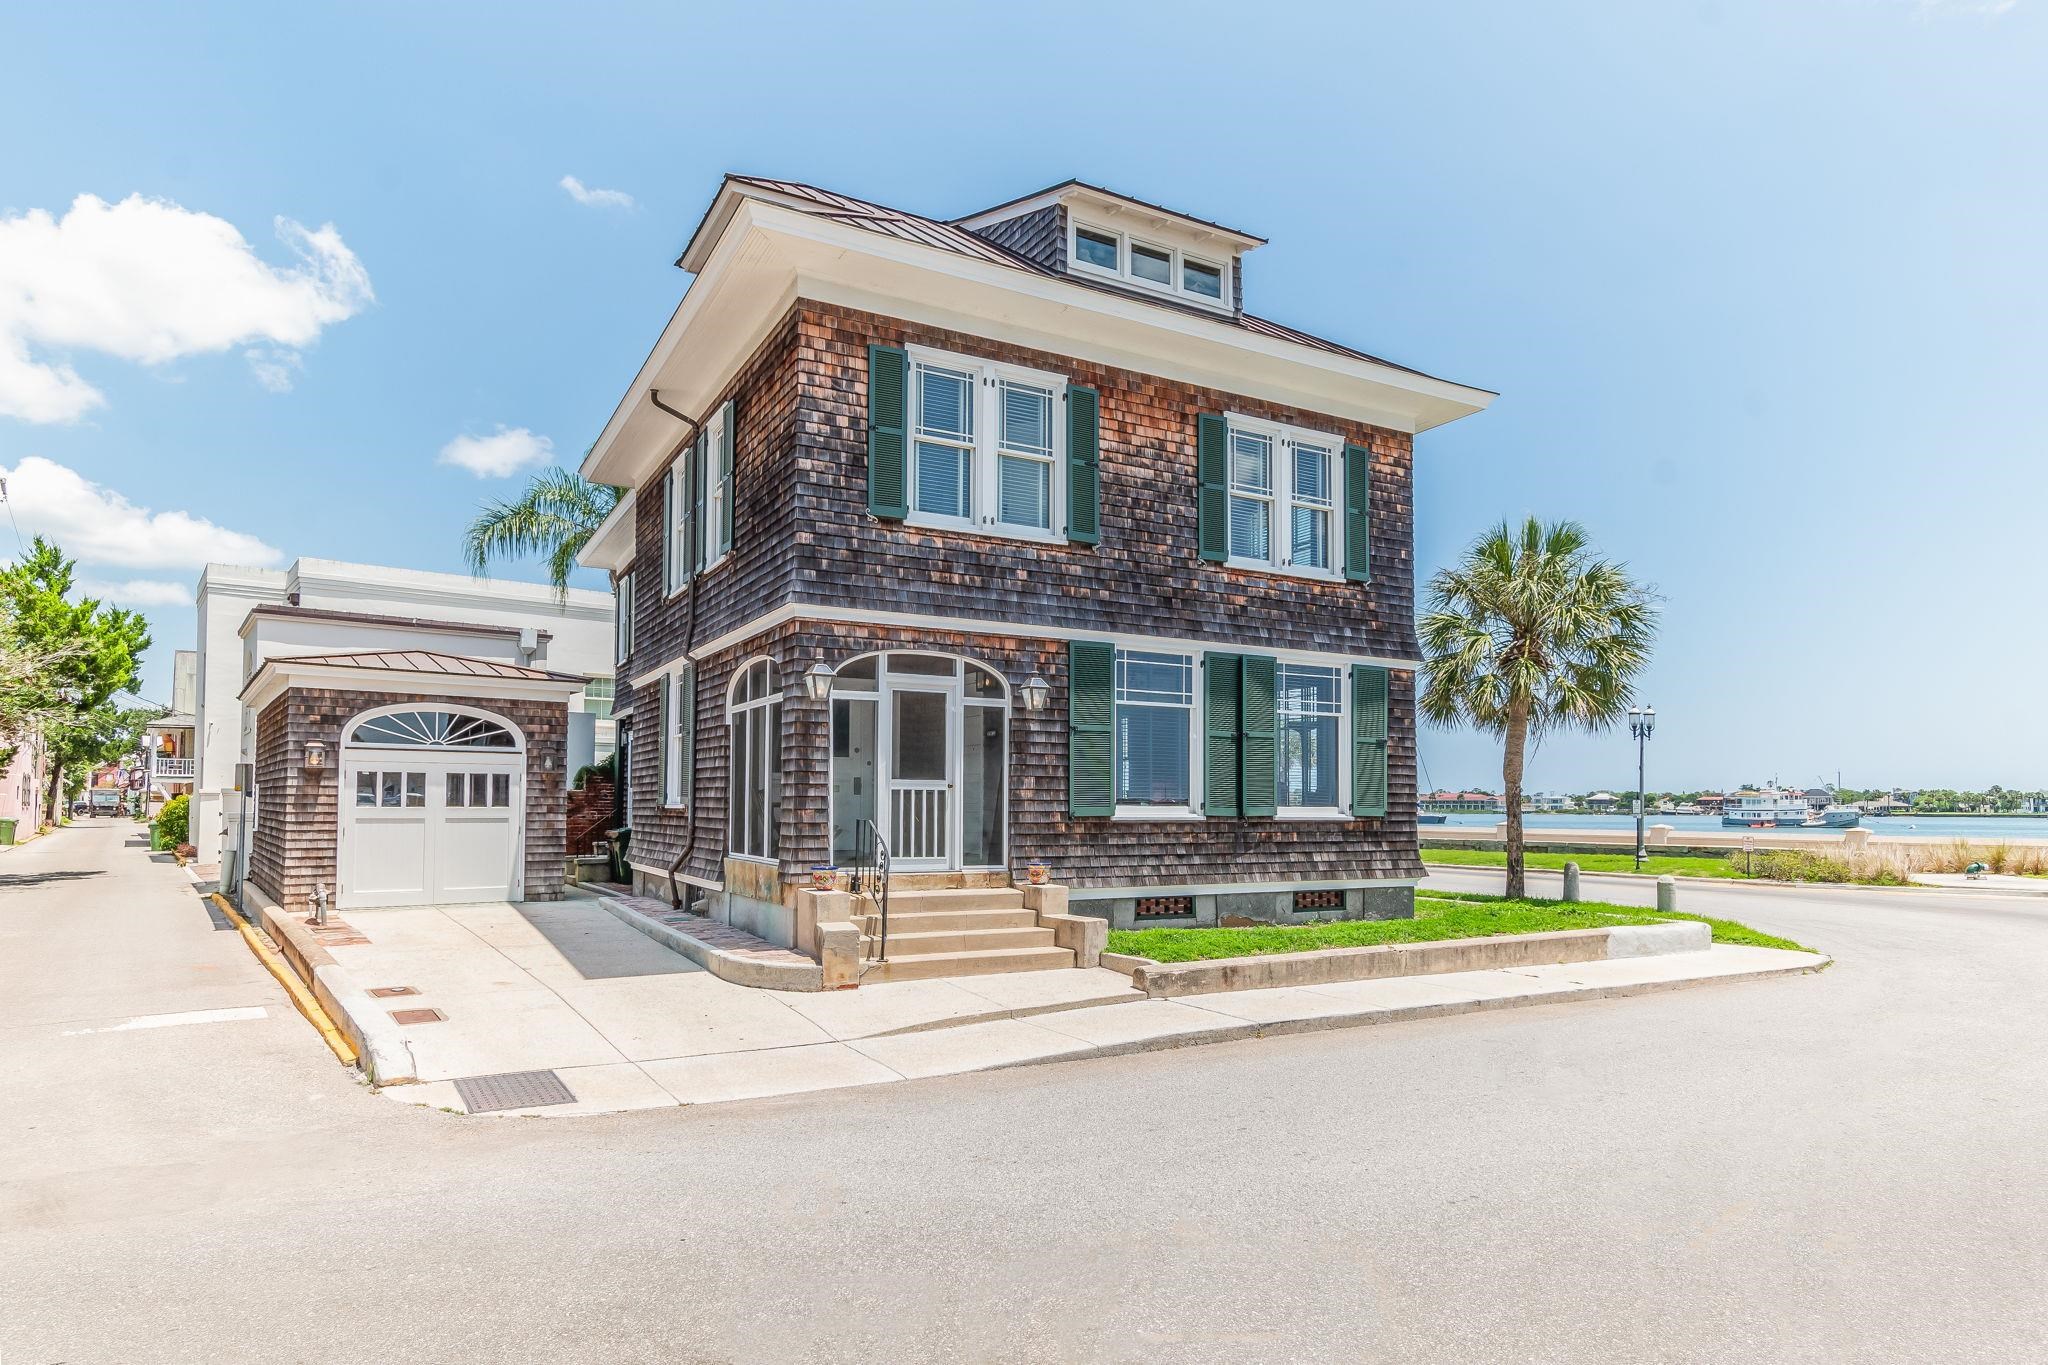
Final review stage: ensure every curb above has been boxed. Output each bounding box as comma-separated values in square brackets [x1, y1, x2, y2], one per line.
[208, 892, 358, 1068]
[983, 951, 1835, 1074]
[239, 883, 417, 1085]
[575, 885, 825, 991]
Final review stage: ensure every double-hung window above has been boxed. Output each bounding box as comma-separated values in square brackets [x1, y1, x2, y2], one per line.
[1114, 650, 1196, 813]
[1225, 415, 1344, 580]
[614, 572, 635, 664]
[908, 346, 1064, 541]
[664, 663, 694, 809]
[1276, 664, 1344, 812]
[662, 401, 734, 594]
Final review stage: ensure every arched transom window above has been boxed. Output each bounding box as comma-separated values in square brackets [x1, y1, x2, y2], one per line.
[350, 710, 517, 749]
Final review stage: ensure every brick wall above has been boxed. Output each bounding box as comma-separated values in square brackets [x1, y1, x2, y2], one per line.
[566, 774, 616, 857]
[247, 688, 570, 912]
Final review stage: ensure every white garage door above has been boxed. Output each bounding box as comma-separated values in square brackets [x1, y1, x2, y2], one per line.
[337, 709, 525, 909]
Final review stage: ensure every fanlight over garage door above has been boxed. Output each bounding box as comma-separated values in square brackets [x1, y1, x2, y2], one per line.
[350, 709, 519, 749]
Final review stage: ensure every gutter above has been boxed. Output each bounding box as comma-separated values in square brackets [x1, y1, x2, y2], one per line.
[647, 387, 706, 910]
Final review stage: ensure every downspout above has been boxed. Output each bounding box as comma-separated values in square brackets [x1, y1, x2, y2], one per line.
[648, 388, 705, 911]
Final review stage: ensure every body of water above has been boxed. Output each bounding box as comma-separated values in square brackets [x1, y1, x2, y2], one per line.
[1432, 812, 2048, 842]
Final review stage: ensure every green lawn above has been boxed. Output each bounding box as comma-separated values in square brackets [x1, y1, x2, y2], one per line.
[1422, 848, 1746, 879]
[1104, 892, 1811, 964]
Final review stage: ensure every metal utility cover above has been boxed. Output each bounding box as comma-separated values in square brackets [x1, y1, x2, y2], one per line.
[453, 1070, 576, 1113]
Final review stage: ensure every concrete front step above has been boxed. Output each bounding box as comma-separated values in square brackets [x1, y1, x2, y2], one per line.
[860, 925, 1056, 956]
[861, 945, 1077, 982]
[877, 887, 1026, 913]
[860, 907, 1039, 934]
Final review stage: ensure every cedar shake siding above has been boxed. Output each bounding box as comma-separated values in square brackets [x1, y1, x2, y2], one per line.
[618, 297, 1424, 909]
[966, 204, 1066, 274]
[247, 687, 569, 913]
[623, 617, 1419, 898]
[791, 301, 1417, 659]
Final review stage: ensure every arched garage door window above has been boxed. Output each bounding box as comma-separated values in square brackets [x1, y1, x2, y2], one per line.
[350, 710, 518, 749]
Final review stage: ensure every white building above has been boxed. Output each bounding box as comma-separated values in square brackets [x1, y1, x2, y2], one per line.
[190, 557, 615, 869]
[143, 649, 199, 807]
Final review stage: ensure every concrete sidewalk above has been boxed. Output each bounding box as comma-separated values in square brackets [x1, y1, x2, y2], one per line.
[344, 887, 1825, 1115]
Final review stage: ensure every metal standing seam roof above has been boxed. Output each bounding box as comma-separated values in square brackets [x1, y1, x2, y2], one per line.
[263, 649, 585, 683]
[718, 175, 1473, 387]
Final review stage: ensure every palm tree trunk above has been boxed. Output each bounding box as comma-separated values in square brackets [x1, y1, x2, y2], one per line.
[1502, 701, 1529, 899]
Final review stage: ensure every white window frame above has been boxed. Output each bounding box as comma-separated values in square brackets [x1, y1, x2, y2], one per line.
[1224, 413, 1345, 582]
[906, 345, 1067, 545]
[1066, 218, 1233, 313]
[1274, 662, 1349, 817]
[703, 404, 731, 575]
[726, 658, 782, 864]
[663, 402, 733, 598]
[1111, 648, 1203, 820]
[615, 571, 635, 664]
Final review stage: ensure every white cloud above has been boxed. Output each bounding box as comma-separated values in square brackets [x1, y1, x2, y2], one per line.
[560, 175, 634, 210]
[244, 346, 304, 394]
[75, 577, 193, 608]
[0, 193, 374, 423]
[0, 455, 283, 570]
[438, 426, 554, 478]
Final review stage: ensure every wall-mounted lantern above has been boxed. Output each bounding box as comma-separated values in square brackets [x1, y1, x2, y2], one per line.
[1019, 674, 1051, 713]
[801, 661, 836, 702]
[303, 740, 328, 769]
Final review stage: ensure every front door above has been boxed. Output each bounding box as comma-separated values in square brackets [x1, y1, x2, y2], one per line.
[886, 682, 955, 868]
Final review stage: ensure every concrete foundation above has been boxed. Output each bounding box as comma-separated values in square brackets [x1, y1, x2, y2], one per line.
[1072, 883, 1415, 932]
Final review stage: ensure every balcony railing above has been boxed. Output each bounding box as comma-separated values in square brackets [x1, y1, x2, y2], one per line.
[152, 757, 195, 780]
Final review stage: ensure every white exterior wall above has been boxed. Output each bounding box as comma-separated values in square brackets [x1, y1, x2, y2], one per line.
[189, 557, 614, 865]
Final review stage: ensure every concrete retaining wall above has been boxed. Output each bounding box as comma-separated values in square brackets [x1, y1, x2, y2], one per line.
[1127, 920, 1710, 998]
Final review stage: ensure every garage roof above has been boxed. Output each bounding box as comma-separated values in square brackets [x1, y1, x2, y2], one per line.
[274, 649, 585, 682]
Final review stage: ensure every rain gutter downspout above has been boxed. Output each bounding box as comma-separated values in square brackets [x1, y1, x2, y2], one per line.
[648, 387, 706, 910]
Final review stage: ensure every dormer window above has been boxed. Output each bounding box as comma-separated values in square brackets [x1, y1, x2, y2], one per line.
[1067, 218, 1232, 312]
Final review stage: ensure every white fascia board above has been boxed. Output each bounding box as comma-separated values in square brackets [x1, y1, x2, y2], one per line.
[287, 559, 614, 622]
[586, 201, 1493, 492]
[576, 490, 637, 572]
[239, 661, 587, 714]
[642, 600, 1419, 686]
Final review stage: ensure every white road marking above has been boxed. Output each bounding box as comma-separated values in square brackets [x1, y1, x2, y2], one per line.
[63, 1006, 269, 1036]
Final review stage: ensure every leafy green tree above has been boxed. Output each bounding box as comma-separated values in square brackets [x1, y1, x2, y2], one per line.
[1420, 518, 1658, 898]
[0, 538, 151, 823]
[463, 467, 623, 595]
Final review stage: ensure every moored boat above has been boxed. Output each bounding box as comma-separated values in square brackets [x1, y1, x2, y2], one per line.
[1722, 788, 1810, 828]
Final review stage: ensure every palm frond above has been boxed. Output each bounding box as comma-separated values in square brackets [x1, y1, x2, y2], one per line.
[463, 468, 624, 596]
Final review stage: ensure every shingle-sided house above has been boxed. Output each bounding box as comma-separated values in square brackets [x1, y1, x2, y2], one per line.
[576, 176, 1493, 977]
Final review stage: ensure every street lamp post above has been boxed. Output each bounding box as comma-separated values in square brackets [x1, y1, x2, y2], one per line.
[1629, 705, 1656, 870]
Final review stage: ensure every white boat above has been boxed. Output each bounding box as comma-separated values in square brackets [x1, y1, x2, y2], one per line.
[1722, 789, 1810, 828]
[1804, 805, 1861, 829]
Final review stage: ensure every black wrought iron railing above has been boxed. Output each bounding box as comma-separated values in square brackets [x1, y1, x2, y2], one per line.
[849, 818, 891, 963]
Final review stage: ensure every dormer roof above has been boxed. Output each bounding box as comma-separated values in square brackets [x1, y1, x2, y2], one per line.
[952, 179, 1268, 252]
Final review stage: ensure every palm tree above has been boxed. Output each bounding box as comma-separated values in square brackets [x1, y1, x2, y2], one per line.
[1419, 517, 1658, 899]
[463, 468, 623, 595]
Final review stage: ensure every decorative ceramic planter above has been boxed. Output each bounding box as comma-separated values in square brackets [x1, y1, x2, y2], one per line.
[811, 865, 838, 892]
[1026, 862, 1050, 886]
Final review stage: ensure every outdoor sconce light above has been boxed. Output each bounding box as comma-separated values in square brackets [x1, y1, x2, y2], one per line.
[801, 661, 836, 702]
[1019, 674, 1051, 712]
[303, 740, 328, 769]
[542, 753, 557, 773]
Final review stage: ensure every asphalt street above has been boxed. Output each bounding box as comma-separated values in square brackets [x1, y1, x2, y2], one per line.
[4, 823, 2044, 1363]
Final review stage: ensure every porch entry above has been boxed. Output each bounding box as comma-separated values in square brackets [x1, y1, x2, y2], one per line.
[830, 652, 1007, 872]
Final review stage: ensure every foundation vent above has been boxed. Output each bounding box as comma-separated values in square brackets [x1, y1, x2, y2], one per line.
[1134, 895, 1194, 920]
[1294, 890, 1344, 912]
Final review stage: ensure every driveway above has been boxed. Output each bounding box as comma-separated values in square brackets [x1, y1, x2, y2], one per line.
[7, 828, 2048, 1361]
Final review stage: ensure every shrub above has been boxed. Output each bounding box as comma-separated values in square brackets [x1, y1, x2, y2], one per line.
[153, 793, 190, 847]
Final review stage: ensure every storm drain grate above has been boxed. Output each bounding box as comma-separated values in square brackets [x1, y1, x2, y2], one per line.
[453, 1070, 577, 1114]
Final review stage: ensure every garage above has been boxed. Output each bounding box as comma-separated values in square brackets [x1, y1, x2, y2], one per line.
[238, 649, 584, 916]
[339, 707, 527, 908]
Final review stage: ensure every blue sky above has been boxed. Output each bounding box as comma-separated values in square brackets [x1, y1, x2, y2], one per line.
[2, 0, 2040, 793]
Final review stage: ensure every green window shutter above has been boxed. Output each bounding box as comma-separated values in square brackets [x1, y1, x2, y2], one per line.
[717, 400, 735, 557]
[1066, 384, 1100, 545]
[688, 432, 706, 574]
[1203, 652, 1243, 817]
[1351, 664, 1389, 818]
[659, 471, 673, 592]
[867, 344, 908, 519]
[1197, 413, 1228, 563]
[1067, 641, 1114, 817]
[1343, 444, 1372, 583]
[677, 663, 695, 809]
[655, 673, 670, 802]
[1240, 654, 1277, 817]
